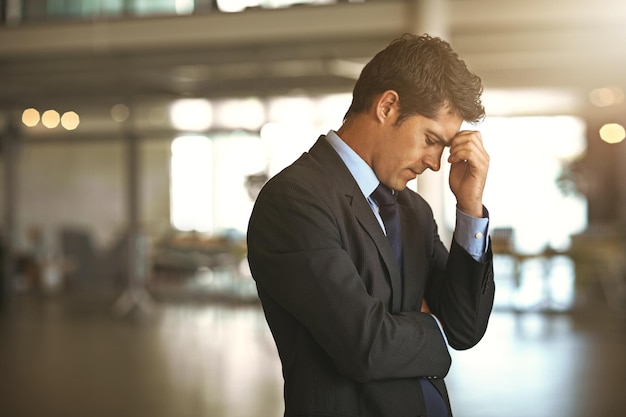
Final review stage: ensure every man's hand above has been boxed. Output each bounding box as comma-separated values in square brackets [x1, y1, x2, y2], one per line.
[448, 130, 489, 218]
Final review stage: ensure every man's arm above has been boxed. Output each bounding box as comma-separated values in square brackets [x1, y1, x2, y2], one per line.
[423, 128, 494, 349]
[248, 177, 451, 382]
[420, 206, 495, 350]
[448, 130, 490, 218]
[454, 207, 489, 262]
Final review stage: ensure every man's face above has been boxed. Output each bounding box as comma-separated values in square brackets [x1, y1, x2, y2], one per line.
[371, 107, 464, 191]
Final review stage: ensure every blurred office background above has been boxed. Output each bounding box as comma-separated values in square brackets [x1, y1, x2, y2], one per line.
[0, 1, 625, 416]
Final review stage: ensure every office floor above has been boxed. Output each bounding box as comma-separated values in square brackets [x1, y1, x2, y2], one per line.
[0, 286, 625, 417]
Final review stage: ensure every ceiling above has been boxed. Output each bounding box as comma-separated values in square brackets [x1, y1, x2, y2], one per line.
[1, 0, 626, 133]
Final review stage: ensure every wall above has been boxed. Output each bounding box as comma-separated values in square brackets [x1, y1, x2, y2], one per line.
[7, 138, 171, 256]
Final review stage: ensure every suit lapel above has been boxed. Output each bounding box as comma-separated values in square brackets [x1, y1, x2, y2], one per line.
[353, 194, 403, 313]
[308, 136, 403, 313]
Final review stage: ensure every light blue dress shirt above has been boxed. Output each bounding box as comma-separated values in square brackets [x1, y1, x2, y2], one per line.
[325, 130, 489, 261]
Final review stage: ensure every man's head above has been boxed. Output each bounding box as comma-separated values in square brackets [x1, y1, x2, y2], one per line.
[338, 34, 485, 192]
[344, 33, 484, 125]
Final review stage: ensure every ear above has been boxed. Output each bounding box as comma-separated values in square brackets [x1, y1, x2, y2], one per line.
[375, 90, 399, 124]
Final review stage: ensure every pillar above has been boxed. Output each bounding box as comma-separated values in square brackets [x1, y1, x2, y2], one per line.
[1, 116, 20, 307]
[408, 0, 453, 245]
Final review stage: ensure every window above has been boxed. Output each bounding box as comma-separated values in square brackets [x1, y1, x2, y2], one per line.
[444, 115, 587, 254]
[170, 135, 213, 232]
[444, 115, 588, 311]
[169, 132, 268, 234]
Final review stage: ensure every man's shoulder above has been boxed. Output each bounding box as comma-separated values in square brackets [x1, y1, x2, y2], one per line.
[264, 139, 352, 192]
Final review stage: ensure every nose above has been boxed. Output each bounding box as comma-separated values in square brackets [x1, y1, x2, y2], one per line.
[424, 156, 441, 172]
[423, 148, 444, 172]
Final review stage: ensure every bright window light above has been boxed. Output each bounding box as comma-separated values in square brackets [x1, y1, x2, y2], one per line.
[213, 98, 265, 130]
[170, 136, 213, 232]
[445, 115, 587, 254]
[482, 88, 582, 116]
[217, 0, 258, 13]
[267, 96, 315, 126]
[170, 99, 212, 132]
[211, 132, 267, 234]
[316, 93, 352, 130]
[170, 132, 268, 235]
[260, 122, 317, 176]
[175, 0, 194, 14]
[216, 0, 328, 12]
[441, 115, 587, 311]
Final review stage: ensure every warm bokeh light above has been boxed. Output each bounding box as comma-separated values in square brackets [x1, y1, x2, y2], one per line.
[21, 108, 40, 127]
[599, 123, 626, 144]
[41, 110, 60, 128]
[111, 103, 130, 123]
[589, 86, 625, 107]
[61, 111, 80, 130]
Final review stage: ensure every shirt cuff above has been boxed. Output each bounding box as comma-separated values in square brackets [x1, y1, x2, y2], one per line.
[453, 206, 490, 262]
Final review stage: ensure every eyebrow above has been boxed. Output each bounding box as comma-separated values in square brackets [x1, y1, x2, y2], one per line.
[426, 129, 452, 147]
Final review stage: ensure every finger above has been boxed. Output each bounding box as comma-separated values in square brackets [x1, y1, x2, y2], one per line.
[449, 130, 483, 153]
[448, 131, 488, 164]
[449, 149, 489, 170]
[448, 143, 485, 164]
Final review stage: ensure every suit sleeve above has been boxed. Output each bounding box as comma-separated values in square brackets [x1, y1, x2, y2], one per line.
[247, 178, 452, 382]
[422, 213, 495, 350]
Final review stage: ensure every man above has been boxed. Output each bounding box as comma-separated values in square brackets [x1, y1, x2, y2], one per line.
[247, 34, 495, 417]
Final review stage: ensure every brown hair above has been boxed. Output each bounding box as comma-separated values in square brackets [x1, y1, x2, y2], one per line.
[344, 33, 485, 124]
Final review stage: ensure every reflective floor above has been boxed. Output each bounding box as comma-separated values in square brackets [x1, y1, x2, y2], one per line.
[0, 288, 625, 417]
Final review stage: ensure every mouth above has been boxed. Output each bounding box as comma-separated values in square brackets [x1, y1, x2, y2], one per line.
[406, 168, 419, 180]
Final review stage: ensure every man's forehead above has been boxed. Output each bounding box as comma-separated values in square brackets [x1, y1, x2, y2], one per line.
[425, 112, 463, 145]
[425, 128, 453, 147]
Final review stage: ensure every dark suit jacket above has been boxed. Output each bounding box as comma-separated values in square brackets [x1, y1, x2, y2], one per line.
[247, 136, 495, 417]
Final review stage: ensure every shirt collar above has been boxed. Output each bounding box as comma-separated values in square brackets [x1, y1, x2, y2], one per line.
[325, 130, 379, 199]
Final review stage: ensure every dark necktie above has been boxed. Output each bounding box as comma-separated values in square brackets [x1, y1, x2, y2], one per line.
[372, 183, 449, 417]
[371, 183, 402, 268]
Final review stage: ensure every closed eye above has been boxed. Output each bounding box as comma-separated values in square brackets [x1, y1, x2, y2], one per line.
[425, 129, 452, 147]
